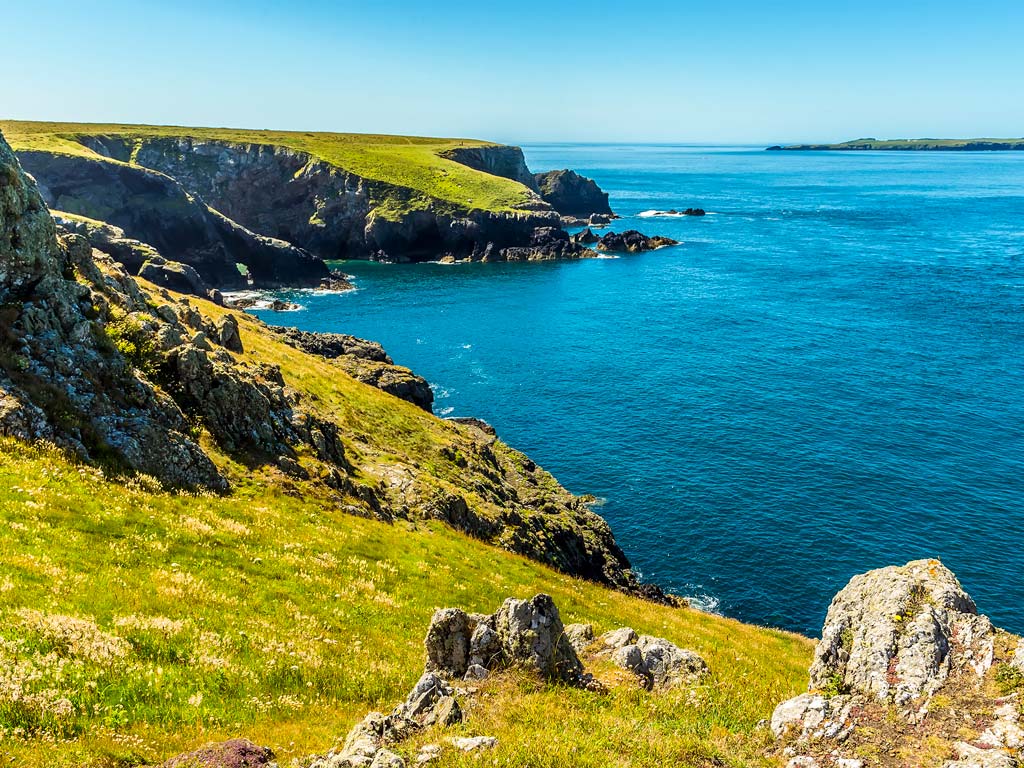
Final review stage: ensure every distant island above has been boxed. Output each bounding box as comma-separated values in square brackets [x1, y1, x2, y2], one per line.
[767, 137, 1024, 151]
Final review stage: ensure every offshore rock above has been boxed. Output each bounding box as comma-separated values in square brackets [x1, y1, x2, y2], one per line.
[533, 169, 612, 217]
[596, 230, 679, 253]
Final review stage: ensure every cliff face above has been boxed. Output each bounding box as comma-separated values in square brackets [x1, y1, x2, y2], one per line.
[11, 130, 604, 276]
[0, 128, 654, 600]
[128, 137, 581, 263]
[439, 145, 541, 192]
[0, 133, 223, 488]
[16, 149, 329, 289]
[534, 169, 613, 217]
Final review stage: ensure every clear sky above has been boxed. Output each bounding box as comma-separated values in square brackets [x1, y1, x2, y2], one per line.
[3, 0, 1023, 143]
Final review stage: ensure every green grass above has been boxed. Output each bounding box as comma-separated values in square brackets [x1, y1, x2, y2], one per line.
[0, 279, 812, 766]
[0, 120, 539, 216]
[0, 438, 811, 768]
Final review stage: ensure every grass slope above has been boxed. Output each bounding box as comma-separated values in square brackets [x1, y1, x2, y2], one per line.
[0, 439, 811, 768]
[0, 120, 538, 216]
[775, 137, 1024, 150]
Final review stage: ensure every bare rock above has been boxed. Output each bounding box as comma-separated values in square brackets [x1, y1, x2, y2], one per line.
[425, 608, 475, 678]
[563, 622, 595, 655]
[809, 559, 995, 705]
[599, 627, 639, 650]
[635, 634, 709, 689]
[944, 741, 1018, 768]
[217, 314, 244, 353]
[425, 595, 582, 683]
[770, 693, 855, 741]
[493, 594, 582, 681]
[599, 629, 708, 690]
[450, 736, 497, 752]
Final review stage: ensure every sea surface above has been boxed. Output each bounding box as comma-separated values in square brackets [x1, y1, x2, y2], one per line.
[254, 145, 1024, 637]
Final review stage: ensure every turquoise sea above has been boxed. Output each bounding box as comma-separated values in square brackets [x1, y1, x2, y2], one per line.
[254, 145, 1024, 637]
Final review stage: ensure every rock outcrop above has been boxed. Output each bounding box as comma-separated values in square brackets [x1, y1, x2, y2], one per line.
[0, 130, 224, 489]
[808, 559, 994, 705]
[597, 627, 709, 689]
[533, 169, 612, 217]
[597, 230, 679, 253]
[425, 594, 583, 683]
[272, 327, 433, 411]
[772, 559, 1022, 768]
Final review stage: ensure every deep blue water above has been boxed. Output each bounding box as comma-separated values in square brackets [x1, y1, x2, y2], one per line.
[254, 145, 1024, 638]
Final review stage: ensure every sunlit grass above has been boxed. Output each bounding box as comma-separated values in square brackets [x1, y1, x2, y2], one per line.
[0, 121, 539, 218]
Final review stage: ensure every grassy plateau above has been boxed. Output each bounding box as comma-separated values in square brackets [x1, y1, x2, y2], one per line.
[0, 121, 539, 217]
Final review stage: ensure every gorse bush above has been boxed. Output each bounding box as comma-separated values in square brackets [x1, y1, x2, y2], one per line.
[104, 307, 158, 376]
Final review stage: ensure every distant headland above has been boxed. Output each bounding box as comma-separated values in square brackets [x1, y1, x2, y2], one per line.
[767, 137, 1024, 151]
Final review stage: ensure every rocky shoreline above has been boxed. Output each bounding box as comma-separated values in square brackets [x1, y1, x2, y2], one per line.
[10, 129, 679, 299]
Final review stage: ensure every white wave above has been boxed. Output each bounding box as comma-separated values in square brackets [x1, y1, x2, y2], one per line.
[438, 406, 454, 416]
[684, 594, 722, 615]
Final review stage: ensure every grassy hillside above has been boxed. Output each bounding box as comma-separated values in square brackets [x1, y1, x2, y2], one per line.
[0, 438, 811, 768]
[772, 137, 1024, 151]
[0, 120, 539, 215]
[0, 276, 814, 766]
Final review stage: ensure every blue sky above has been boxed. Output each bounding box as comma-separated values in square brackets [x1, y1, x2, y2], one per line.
[3, 0, 1023, 143]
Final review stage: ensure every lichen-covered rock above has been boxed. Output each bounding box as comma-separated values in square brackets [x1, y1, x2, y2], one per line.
[943, 741, 1017, 768]
[425, 595, 582, 682]
[599, 627, 639, 650]
[770, 693, 855, 741]
[159, 738, 276, 767]
[635, 635, 709, 689]
[425, 609, 475, 678]
[809, 559, 995, 705]
[493, 594, 583, 680]
[597, 628, 708, 690]
[563, 622, 595, 655]
[394, 672, 462, 727]
[217, 314, 244, 353]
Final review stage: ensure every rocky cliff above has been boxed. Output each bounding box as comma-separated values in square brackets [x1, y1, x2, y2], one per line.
[0, 127, 661, 601]
[17, 148, 328, 289]
[7, 127, 613, 276]
[534, 168, 613, 217]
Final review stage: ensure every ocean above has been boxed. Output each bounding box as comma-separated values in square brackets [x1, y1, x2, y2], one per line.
[253, 144, 1024, 637]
